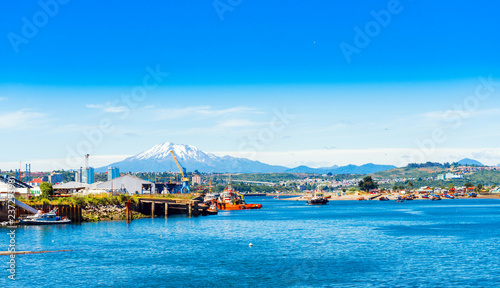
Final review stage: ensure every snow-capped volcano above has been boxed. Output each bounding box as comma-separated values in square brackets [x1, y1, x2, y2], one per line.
[100, 142, 288, 173]
[133, 142, 218, 163]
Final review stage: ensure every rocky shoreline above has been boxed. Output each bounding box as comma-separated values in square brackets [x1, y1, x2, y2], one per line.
[82, 205, 148, 222]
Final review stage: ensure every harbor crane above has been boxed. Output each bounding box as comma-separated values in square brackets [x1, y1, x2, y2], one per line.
[169, 150, 191, 194]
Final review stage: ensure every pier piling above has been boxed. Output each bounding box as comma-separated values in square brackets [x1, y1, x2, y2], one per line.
[193, 201, 199, 217]
[126, 201, 131, 221]
[137, 198, 212, 219]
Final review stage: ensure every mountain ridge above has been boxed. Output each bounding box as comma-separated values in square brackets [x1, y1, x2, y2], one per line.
[457, 158, 484, 166]
[97, 142, 397, 174]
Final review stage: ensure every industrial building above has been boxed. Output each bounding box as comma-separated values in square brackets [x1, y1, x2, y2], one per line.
[83, 167, 95, 184]
[53, 182, 89, 195]
[107, 167, 120, 180]
[93, 174, 156, 195]
[0, 176, 40, 198]
[192, 174, 202, 185]
[75, 170, 82, 183]
[49, 173, 64, 184]
[437, 173, 464, 180]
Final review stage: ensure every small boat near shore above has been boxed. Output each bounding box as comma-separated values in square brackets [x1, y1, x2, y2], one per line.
[430, 195, 442, 201]
[19, 209, 71, 225]
[307, 191, 329, 205]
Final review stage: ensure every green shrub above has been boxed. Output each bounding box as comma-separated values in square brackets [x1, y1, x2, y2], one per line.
[110, 196, 121, 205]
[119, 194, 129, 203]
[54, 198, 65, 205]
[87, 197, 99, 206]
[40, 182, 54, 198]
[97, 197, 108, 206]
[74, 196, 86, 206]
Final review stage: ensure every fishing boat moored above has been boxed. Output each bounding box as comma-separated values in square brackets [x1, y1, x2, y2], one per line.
[19, 208, 71, 225]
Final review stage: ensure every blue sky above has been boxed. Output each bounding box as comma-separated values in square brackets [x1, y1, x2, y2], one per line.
[1, 0, 500, 170]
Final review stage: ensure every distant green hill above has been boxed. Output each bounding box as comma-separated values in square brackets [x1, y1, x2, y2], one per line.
[373, 167, 500, 188]
[372, 166, 447, 179]
[468, 170, 500, 185]
[458, 158, 484, 166]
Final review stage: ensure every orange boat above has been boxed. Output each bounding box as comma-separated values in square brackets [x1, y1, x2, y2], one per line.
[215, 186, 262, 211]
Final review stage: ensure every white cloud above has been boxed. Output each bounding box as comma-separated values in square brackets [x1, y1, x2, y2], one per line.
[86, 103, 128, 113]
[197, 106, 260, 116]
[0, 109, 46, 130]
[422, 108, 500, 122]
[153, 106, 260, 120]
[104, 106, 127, 113]
[216, 119, 264, 129]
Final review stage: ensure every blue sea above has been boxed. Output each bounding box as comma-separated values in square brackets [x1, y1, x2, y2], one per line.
[2, 198, 500, 288]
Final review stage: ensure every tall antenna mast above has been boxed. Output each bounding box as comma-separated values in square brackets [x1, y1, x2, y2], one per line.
[85, 154, 90, 170]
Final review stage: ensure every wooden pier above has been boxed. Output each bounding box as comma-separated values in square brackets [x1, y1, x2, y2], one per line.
[138, 198, 213, 218]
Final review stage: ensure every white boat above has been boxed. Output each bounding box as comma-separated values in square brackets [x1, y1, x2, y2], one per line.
[203, 193, 220, 204]
[20, 208, 71, 225]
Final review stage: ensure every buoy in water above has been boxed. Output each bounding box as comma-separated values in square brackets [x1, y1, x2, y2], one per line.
[249, 243, 253, 247]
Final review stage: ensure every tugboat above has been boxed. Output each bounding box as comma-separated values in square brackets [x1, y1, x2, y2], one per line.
[20, 208, 71, 225]
[307, 191, 329, 205]
[215, 178, 262, 211]
[206, 201, 219, 215]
